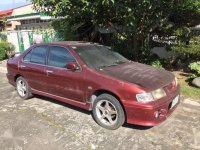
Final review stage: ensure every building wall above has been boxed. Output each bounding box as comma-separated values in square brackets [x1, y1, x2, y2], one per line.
[9, 4, 35, 31]
[2, 3, 51, 32]
[12, 4, 35, 16]
[8, 21, 20, 31]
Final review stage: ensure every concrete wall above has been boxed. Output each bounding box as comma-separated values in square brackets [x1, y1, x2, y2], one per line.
[8, 4, 35, 31]
[6, 29, 57, 53]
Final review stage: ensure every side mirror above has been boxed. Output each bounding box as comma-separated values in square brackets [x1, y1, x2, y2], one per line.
[66, 62, 79, 70]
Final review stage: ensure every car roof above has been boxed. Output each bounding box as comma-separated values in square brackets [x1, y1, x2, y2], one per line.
[36, 41, 95, 47]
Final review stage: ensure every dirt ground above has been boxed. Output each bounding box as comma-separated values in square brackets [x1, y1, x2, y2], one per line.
[0, 61, 200, 150]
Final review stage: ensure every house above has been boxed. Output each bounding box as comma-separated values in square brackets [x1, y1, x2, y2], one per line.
[0, 9, 13, 31]
[0, 4, 53, 52]
[0, 4, 51, 31]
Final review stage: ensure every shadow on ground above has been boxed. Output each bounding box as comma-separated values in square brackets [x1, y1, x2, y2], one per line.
[33, 94, 91, 115]
[33, 94, 152, 131]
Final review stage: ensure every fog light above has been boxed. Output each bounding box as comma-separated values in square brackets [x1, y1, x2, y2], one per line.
[154, 111, 159, 118]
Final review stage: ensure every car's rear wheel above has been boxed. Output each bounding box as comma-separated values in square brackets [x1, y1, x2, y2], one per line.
[92, 94, 125, 130]
[16, 77, 33, 99]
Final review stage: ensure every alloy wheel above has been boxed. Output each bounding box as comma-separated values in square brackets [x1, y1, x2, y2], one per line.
[17, 79, 27, 97]
[95, 100, 118, 126]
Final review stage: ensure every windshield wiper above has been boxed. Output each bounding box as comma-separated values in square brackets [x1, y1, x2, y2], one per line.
[98, 64, 118, 69]
[97, 61, 128, 69]
[114, 61, 127, 64]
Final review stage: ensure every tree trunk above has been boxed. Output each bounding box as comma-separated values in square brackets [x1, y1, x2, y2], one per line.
[132, 36, 139, 61]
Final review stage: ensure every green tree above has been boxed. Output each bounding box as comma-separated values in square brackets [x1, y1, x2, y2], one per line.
[31, 0, 200, 60]
[153, 0, 200, 43]
[169, 0, 200, 28]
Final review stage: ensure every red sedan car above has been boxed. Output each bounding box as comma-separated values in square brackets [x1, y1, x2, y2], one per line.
[7, 41, 180, 130]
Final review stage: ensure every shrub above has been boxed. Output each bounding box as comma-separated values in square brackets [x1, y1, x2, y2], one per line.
[171, 44, 200, 60]
[189, 62, 200, 76]
[0, 41, 15, 61]
[0, 47, 6, 61]
[0, 33, 7, 41]
[149, 59, 163, 69]
[171, 36, 200, 62]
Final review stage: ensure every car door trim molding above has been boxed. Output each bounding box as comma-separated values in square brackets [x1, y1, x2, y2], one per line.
[31, 88, 87, 105]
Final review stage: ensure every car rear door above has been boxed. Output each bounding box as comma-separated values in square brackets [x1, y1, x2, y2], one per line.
[45, 46, 85, 102]
[19, 46, 48, 92]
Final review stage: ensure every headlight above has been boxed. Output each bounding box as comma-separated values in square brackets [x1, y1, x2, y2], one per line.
[136, 88, 166, 103]
[136, 92, 154, 103]
[151, 88, 166, 100]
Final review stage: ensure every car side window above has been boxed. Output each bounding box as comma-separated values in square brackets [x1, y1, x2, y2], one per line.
[23, 50, 32, 62]
[48, 46, 76, 68]
[30, 46, 47, 65]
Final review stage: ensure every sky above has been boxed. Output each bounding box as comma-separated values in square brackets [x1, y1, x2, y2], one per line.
[0, 0, 31, 11]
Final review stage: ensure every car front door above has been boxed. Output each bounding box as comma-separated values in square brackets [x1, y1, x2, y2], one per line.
[45, 46, 85, 102]
[20, 46, 48, 92]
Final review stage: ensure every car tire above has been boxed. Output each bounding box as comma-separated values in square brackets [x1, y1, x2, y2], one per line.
[16, 77, 33, 99]
[92, 94, 125, 130]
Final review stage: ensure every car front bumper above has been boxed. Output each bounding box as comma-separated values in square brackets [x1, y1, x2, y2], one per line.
[123, 85, 180, 126]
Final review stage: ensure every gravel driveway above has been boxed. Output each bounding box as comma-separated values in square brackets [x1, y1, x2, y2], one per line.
[0, 62, 200, 150]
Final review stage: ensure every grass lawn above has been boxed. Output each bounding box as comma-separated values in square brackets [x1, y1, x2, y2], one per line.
[173, 71, 200, 100]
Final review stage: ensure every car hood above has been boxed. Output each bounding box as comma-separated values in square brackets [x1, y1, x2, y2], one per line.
[98, 62, 174, 90]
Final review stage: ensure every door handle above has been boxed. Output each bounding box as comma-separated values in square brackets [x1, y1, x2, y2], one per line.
[20, 65, 26, 68]
[46, 70, 53, 75]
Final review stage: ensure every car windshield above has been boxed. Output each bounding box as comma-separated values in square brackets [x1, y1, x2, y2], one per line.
[72, 45, 129, 69]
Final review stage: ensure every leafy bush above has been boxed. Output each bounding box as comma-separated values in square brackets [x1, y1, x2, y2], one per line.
[51, 19, 78, 41]
[0, 33, 7, 41]
[0, 47, 6, 61]
[171, 36, 200, 62]
[171, 44, 200, 59]
[189, 62, 200, 76]
[149, 59, 163, 69]
[172, 44, 200, 55]
[0, 41, 15, 61]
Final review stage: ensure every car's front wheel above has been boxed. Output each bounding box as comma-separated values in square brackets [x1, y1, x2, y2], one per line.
[92, 94, 125, 130]
[16, 77, 33, 99]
